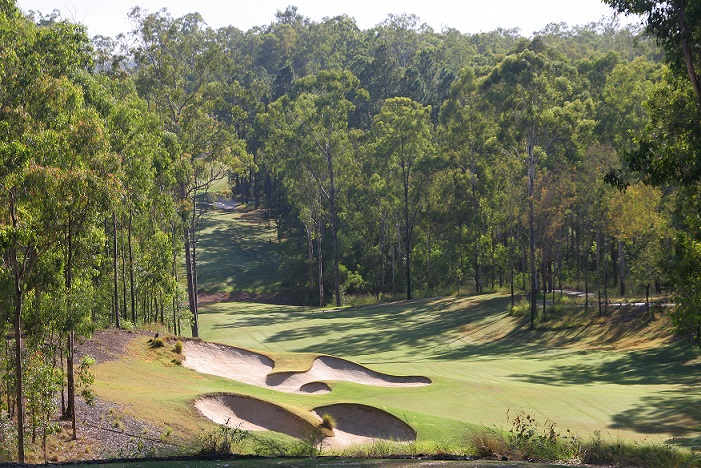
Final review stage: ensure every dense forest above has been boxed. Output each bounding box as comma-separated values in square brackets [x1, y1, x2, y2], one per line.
[2, 0, 701, 462]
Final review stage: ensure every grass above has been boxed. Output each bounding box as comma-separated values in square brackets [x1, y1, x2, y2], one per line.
[84, 201, 701, 465]
[195, 206, 281, 294]
[193, 294, 701, 446]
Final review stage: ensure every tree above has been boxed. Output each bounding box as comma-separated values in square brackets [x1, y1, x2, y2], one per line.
[129, 7, 248, 336]
[0, 4, 100, 460]
[372, 97, 435, 300]
[262, 70, 366, 306]
[604, 0, 701, 108]
[481, 38, 594, 327]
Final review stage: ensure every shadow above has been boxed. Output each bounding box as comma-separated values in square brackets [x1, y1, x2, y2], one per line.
[210, 295, 518, 359]
[196, 208, 281, 294]
[610, 391, 701, 437]
[511, 342, 701, 387]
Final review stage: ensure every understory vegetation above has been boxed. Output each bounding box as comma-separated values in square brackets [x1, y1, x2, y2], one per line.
[185, 410, 701, 467]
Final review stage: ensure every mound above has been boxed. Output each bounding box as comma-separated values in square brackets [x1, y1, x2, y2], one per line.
[313, 403, 416, 448]
[194, 394, 316, 439]
[181, 341, 273, 387]
[182, 340, 431, 393]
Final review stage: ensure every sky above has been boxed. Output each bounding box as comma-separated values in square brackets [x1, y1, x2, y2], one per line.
[16, 0, 640, 38]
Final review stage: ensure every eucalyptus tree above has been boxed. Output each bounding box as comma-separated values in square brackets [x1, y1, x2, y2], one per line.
[372, 97, 436, 300]
[480, 38, 594, 327]
[0, 2, 112, 459]
[262, 70, 366, 306]
[129, 7, 248, 336]
[439, 67, 498, 294]
[604, 0, 701, 107]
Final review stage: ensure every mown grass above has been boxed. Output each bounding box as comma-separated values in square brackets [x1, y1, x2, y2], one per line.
[195, 206, 280, 293]
[194, 293, 701, 448]
[87, 201, 701, 465]
[88, 295, 701, 466]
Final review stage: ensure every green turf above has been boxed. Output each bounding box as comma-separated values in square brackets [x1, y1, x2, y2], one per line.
[195, 207, 281, 293]
[92, 202, 701, 455]
[196, 294, 701, 447]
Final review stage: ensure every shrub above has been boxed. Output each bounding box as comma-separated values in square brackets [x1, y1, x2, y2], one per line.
[150, 338, 164, 348]
[289, 431, 324, 457]
[465, 426, 509, 458]
[320, 413, 336, 430]
[507, 410, 579, 462]
[173, 340, 183, 354]
[466, 411, 579, 463]
[510, 298, 530, 317]
[251, 435, 291, 456]
[200, 421, 250, 455]
[581, 432, 696, 467]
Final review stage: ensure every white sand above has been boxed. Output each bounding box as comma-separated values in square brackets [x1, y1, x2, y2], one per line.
[182, 340, 430, 394]
[183, 340, 427, 447]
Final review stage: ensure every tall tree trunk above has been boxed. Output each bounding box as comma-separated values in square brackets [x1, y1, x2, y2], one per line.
[317, 228, 324, 306]
[171, 221, 180, 335]
[677, 0, 701, 108]
[325, 144, 342, 307]
[392, 235, 396, 296]
[9, 243, 26, 463]
[65, 220, 77, 440]
[474, 241, 481, 295]
[509, 224, 515, 309]
[646, 283, 652, 318]
[184, 224, 197, 337]
[191, 196, 199, 322]
[618, 240, 626, 297]
[67, 329, 76, 439]
[13, 289, 25, 464]
[596, 227, 602, 316]
[380, 213, 386, 295]
[128, 209, 136, 323]
[306, 223, 315, 299]
[120, 223, 127, 320]
[584, 241, 589, 312]
[113, 211, 120, 328]
[60, 346, 65, 418]
[528, 142, 537, 330]
[404, 193, 412, 300]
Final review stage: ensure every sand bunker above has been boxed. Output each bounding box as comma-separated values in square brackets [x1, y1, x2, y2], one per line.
[194, 394, 316, 439]
[313, 403, 416, 449]
[182, 340, 430, 393]
[266, 355, 431, 392]
[182, 341, 274, 387]
[195, 394, 417, 448]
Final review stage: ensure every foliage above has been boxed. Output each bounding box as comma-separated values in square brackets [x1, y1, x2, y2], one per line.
[150, 338, 165, 348]
[466, 411, 578, 462]
[581, 431, 697, 468]
[2, 2, 698, 462]
[77, 356, 96, 407]
[319, 412, 336, 430]
[199, 421, 250, 455]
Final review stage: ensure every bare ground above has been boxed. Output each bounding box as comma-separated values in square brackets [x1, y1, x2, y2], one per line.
[45, 329, 180, 463]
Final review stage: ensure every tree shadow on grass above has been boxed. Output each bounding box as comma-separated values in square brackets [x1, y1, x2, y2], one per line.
[610, 391, 701, 438]
[510, 342, 701, 387]
[207, 295, 522, 359]
[197, 209, 280, 293]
